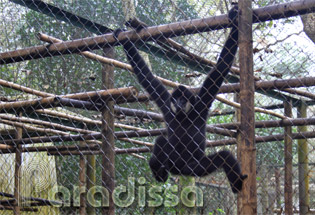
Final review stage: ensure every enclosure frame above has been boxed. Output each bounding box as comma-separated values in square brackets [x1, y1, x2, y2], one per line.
[0, 0, 315, 214]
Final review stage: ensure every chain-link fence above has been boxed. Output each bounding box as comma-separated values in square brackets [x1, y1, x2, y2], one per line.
[0, 0, 314, 214]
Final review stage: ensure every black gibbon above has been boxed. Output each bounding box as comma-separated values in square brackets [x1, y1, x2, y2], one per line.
[115, 5, 247, 193]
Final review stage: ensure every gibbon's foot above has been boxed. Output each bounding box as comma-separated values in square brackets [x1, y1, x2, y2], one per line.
[153, 166, 169, 183]
[231, 174, 248, 194]
[149, 155, 169, 183]
[149, 163, 169, 183]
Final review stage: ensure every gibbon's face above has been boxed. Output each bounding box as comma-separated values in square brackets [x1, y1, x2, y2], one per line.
[170, 86, 195, 115]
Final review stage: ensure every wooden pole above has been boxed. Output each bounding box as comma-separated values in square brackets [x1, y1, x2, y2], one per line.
[86, 154, 96, 215]
[216, 117, 315, 130]
[218, 76, 315, 94]
[1, 1, 314, 64]
[297, 102, 310, 215]
[13, 112, 22, 215]
[284, 101, 293, 215]
[79, 141, 87, 215]
[1, 128, 164, 146]
[101, 47, 115, 215]
[235, 93, 242, 215]
[238, 0, 257, 213]
[0, 87, 138, 112]
[47, 147, 151, 156]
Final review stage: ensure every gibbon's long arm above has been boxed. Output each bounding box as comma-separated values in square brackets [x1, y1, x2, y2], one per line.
[122, 41, 171, 115]
[197, 8, 239, 112]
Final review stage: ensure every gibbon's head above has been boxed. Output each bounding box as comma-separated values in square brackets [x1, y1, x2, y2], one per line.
[170, 85, 195, 115]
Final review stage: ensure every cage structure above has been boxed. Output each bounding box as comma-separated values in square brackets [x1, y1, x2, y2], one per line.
[0, 0, 315, 214]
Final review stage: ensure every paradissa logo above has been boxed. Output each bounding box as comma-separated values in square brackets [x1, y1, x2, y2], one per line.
[48, 177, 203, 208]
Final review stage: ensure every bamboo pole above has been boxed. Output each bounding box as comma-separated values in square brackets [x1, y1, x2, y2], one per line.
[0, 139, 152, 154]
[101, 47, 115, 215]
[79, 141, 86, 215]
[0, 97, 60, 113]
[0, 80, 141, 131]
[218, 76, 315, 94]
[216, 95, 287, 119]
[0, 118, 70, 136]
[0, 144, 101, 154]
[36, 109, 141, 131]
[13, 112, 22, 215]
[207, 131, 315, 147]
[297, 102, 310, 215]
[0, 79, 54, 97]
[7, 109, 140, 135]
[48, 147, 151, 156]
[0, 87, 138, 112]
[0, 97, 97, 112]
[215, 117, 315, 130]
[86, 154, 96, 215]
[55, 97, 102, 110]
[235, 93, 242, 215]
[0, 114, 96, 134]
[62, 87, 138, 101]
[114, 106, 163, 121]
[119, 138, 154, 147]
[284, 101, 293, 215]
[1, 1, 314, 64]
[238, 0, 257, 213]
[282, 88, 315, 100]
[0, 87, 138, 111]
[1, 128, 164, 146]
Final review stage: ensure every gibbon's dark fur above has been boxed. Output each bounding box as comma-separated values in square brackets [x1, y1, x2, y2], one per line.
[116, 5, 247, 193]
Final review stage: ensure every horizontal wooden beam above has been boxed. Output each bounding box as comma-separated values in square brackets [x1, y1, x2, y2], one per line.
[0, 87, 138, 112]
[218, 77, 315, 94]
[216, 117, 315, 130]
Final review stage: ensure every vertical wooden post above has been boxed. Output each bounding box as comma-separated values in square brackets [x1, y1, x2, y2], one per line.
[101, 47, 115, 215]
[79, 141, 86, 215]
[235, 94, 242, 215]
[13, 112, 22, 215]
[297, 102, 309, 215]
[284, 101, 293, 215]
[238, 0, 257, 214]
[86, 154, 96, 215]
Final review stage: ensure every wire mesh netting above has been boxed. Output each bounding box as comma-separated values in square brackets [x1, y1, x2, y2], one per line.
[0, 0, 314, 214]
